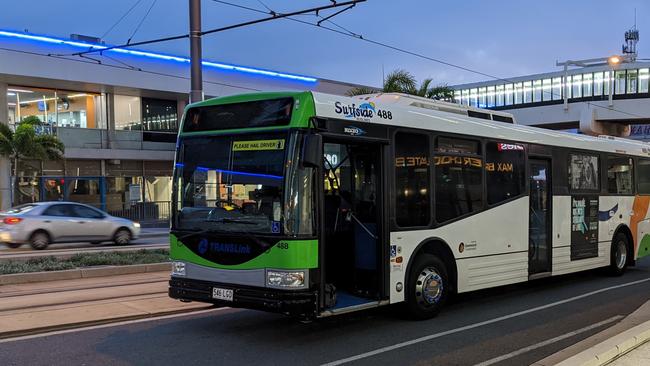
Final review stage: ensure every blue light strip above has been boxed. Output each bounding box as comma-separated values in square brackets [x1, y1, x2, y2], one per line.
[193, 166, 282, 180]
[0, 30, 318, 83]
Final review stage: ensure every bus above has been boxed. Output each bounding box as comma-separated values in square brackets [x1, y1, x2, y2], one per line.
[169, 91, 650, 320]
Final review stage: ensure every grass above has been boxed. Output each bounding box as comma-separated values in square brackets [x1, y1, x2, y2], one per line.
[0, 249, 169, 275]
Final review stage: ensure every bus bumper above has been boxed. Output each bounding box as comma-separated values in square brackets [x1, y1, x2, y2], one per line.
[169, 277, 318, 317]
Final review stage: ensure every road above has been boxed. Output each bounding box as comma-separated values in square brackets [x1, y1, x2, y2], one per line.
[2, 260, 650, 366]
[0, 236, 167, 257]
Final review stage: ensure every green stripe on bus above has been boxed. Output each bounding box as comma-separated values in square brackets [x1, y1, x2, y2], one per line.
[638, 234, 650, 259]
[169, 234, 318, 269]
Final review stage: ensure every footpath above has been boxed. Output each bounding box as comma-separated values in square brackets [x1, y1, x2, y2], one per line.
[534, 299, 650, 365]
[0, 270, 212, 339]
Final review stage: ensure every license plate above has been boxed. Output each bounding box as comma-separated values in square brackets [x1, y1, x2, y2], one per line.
[212, 287, 234, 301]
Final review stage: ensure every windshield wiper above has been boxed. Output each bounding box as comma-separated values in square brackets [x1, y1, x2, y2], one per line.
[207, 218, 258, 225]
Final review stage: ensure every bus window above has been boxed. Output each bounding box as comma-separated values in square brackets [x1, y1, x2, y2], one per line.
[607, 157, 634, 194]
[568, 153, 599, 191]
[638, 159, 650, 194]
[394, 132, 431, 227]
[434, 137, 483, 222]
[485, 142, 526, 204]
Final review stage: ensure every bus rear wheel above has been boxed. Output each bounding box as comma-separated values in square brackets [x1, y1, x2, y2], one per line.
[405, 254, 449, 320]
[609, 233, 629, 276]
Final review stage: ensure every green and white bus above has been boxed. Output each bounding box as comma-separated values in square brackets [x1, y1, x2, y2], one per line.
[169, 91, 650, 319]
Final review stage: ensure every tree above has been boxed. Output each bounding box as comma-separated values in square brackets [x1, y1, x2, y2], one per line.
[347, 69, 455, 100]
[0, 118, 65, 204]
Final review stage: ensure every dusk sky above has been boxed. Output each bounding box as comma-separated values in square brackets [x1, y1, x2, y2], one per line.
[2, 0, 647, 87]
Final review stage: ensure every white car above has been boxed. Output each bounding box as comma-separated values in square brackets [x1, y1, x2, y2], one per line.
[0, 202, 141, 250]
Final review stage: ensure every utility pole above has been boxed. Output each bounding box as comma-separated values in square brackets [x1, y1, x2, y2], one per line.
[189, 0, 204, 103]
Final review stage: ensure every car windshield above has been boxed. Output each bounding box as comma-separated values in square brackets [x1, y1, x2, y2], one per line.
[173, 133, 288, 234]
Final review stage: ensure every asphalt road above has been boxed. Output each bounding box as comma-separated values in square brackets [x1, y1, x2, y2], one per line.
[3, 260, 650, 366]
[0, 235, 167, 253]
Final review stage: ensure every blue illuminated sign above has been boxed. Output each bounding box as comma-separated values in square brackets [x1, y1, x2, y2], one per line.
[0, 30, 318, 83]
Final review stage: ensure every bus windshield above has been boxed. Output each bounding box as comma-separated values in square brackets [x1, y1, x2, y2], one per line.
[173, 133, 288, 234]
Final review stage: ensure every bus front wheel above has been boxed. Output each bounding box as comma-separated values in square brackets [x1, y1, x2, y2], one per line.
[609, 233, 629, 276]
[405, 254, 449, 320]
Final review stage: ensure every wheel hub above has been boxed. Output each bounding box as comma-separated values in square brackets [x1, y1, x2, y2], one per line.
[416, 267, 444, 306]
[616, 241, 627, 269]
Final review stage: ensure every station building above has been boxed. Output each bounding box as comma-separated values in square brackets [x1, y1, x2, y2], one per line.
[0, 29, 364, 221]
[451, 28, 650, 140]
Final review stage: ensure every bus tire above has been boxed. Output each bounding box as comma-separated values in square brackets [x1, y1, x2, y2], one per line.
[609, 233, 629, 276]
[405, 254, 449, 320]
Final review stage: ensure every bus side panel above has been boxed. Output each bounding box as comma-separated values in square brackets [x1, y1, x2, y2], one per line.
[389, 197, 529, 304]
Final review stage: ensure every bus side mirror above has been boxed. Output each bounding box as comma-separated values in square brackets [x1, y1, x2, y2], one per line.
[302, 134, 322, 168]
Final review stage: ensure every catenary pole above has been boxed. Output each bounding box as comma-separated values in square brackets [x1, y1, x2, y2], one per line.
[189, 0, 204, 103]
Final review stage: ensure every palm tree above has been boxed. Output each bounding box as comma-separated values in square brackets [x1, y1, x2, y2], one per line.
[0, 117, 65, 204]
[348, 69, 455, 100]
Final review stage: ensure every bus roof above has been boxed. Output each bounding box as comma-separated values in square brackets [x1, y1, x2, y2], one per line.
[310, 91, 650, 157]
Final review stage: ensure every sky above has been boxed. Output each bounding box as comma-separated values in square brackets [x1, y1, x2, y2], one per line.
[1, 0, 648, 88]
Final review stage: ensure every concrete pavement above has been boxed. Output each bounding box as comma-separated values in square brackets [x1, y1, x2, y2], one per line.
[0, 271, 211, 339]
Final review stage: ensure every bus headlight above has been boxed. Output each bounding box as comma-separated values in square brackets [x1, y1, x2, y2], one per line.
[266, 270, 306, 289]
[171, 261, 186, 276]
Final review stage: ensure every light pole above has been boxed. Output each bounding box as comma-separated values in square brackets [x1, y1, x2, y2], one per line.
[189, 0, 203, 104]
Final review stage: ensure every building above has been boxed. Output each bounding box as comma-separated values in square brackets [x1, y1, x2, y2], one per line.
[0, 29, 368, 221]
[451, 27, 650, 139]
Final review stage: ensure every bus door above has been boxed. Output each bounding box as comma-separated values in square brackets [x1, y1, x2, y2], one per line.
[529, 159, 552, 276]
[321, 139, 385, 309]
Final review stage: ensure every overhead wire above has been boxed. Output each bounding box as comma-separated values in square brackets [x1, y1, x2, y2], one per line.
[101, 0, 144, 40]
[210, 0, 650, 120]
[127, 0, 159, 44]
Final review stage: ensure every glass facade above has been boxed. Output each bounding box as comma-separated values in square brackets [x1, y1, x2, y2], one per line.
[455, 66, 650, 108]
[6, 86, 103, 129]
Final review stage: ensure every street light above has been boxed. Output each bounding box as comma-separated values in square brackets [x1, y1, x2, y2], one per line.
[608, 55, 622, 66]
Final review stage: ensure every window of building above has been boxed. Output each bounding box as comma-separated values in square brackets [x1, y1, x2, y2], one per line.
[523, 81, 533, 103]
[495, 84, 505, 107]
[6, 86, 103, 130]
[627, 69, 638, 94]
[572, 74, 582, 98]
[604, 71, 612, 95]
[615, 70, 626, 95]
[640, 69, 649, 93]
[607, 157, 633, 194]
[583, 73, 593, 97]
[469, 88, 478, 107]
[505, 84, 514, 105]
[485, 142, 526, 204]
[394, 132, 430, 227]
[568, 153, 599, 191]
[533, 80, 542, 102]
[486, 86, 496, 107]
[435, 137, 483, 222]
[639, 159, 650, 194]
[593, 72, 604, 96]
[141, 98, 178, 132]
[514, 82, 523, 104]
[114, 95, 142, 130]
[552, 77, 563, 100]
[478, 87, 487, 108]
[461, 90, 470, 105]
[453, 90, 461, 104]
[542, 79, 552, 101]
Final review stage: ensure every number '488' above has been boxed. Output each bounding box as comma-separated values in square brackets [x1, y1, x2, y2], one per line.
[377, 110, 392, 119]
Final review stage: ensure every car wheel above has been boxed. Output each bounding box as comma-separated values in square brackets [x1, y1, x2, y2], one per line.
[609, 233, 629, 276]
[114, 228, 131, 246]
[7, 243, 22, 249]
[30, 232, 50, 250]
[405, 254, 449, 320]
